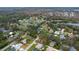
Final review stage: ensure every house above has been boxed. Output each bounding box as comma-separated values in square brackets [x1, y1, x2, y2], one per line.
[68, 33, 74, 39]
[49, 41, 56, 47]
[10, 35, 14, 38]
[35, 43, 43, 49]
[11, 43, 23, 51]
[21, 39, 27, 44]
[69, 46, 77, 51]
[54, 31, 60, 35]
[46, 46, 57, 51]
[61, 29, 65, 34]
[60, 34, 65, 40]
[9, 32, 13, 35]
[54, 34, 58, 37]
[49, 29, 53, 33]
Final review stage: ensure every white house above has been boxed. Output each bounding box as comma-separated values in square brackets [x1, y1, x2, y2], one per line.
[60, 34, 65, 40]
[35, 43, 43, 49]
[11, 43, 23, 51]
[21, 39, 27, 44]
[49, 41, 56, 47]
[9, 32, 13, 35]
[54, 31, 60, 35]
[46, 46, 57, 51]
[69, 46, 77, 51]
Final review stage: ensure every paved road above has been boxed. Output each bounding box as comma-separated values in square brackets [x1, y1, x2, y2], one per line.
[25, 36, 58, 51]
[52, 48, 58, 51]
[46, 46, 59, 51]
[0, 41, 16, 51]
[25, 36, 39, 51]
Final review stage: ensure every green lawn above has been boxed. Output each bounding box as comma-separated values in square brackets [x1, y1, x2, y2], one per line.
[28, 44, 36, 51]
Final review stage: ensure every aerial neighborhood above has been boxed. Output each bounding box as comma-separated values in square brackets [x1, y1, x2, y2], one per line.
[0, 7, 79, 51]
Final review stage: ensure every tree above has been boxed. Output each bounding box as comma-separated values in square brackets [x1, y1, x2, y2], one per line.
[0, 32, 8, 49]
[37, 28, 50, 45]
[18, 18, 44, 38]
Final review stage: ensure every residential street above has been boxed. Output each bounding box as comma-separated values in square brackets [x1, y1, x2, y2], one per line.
[0, 41, 16, 51]
[25, 36, 39, 51]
